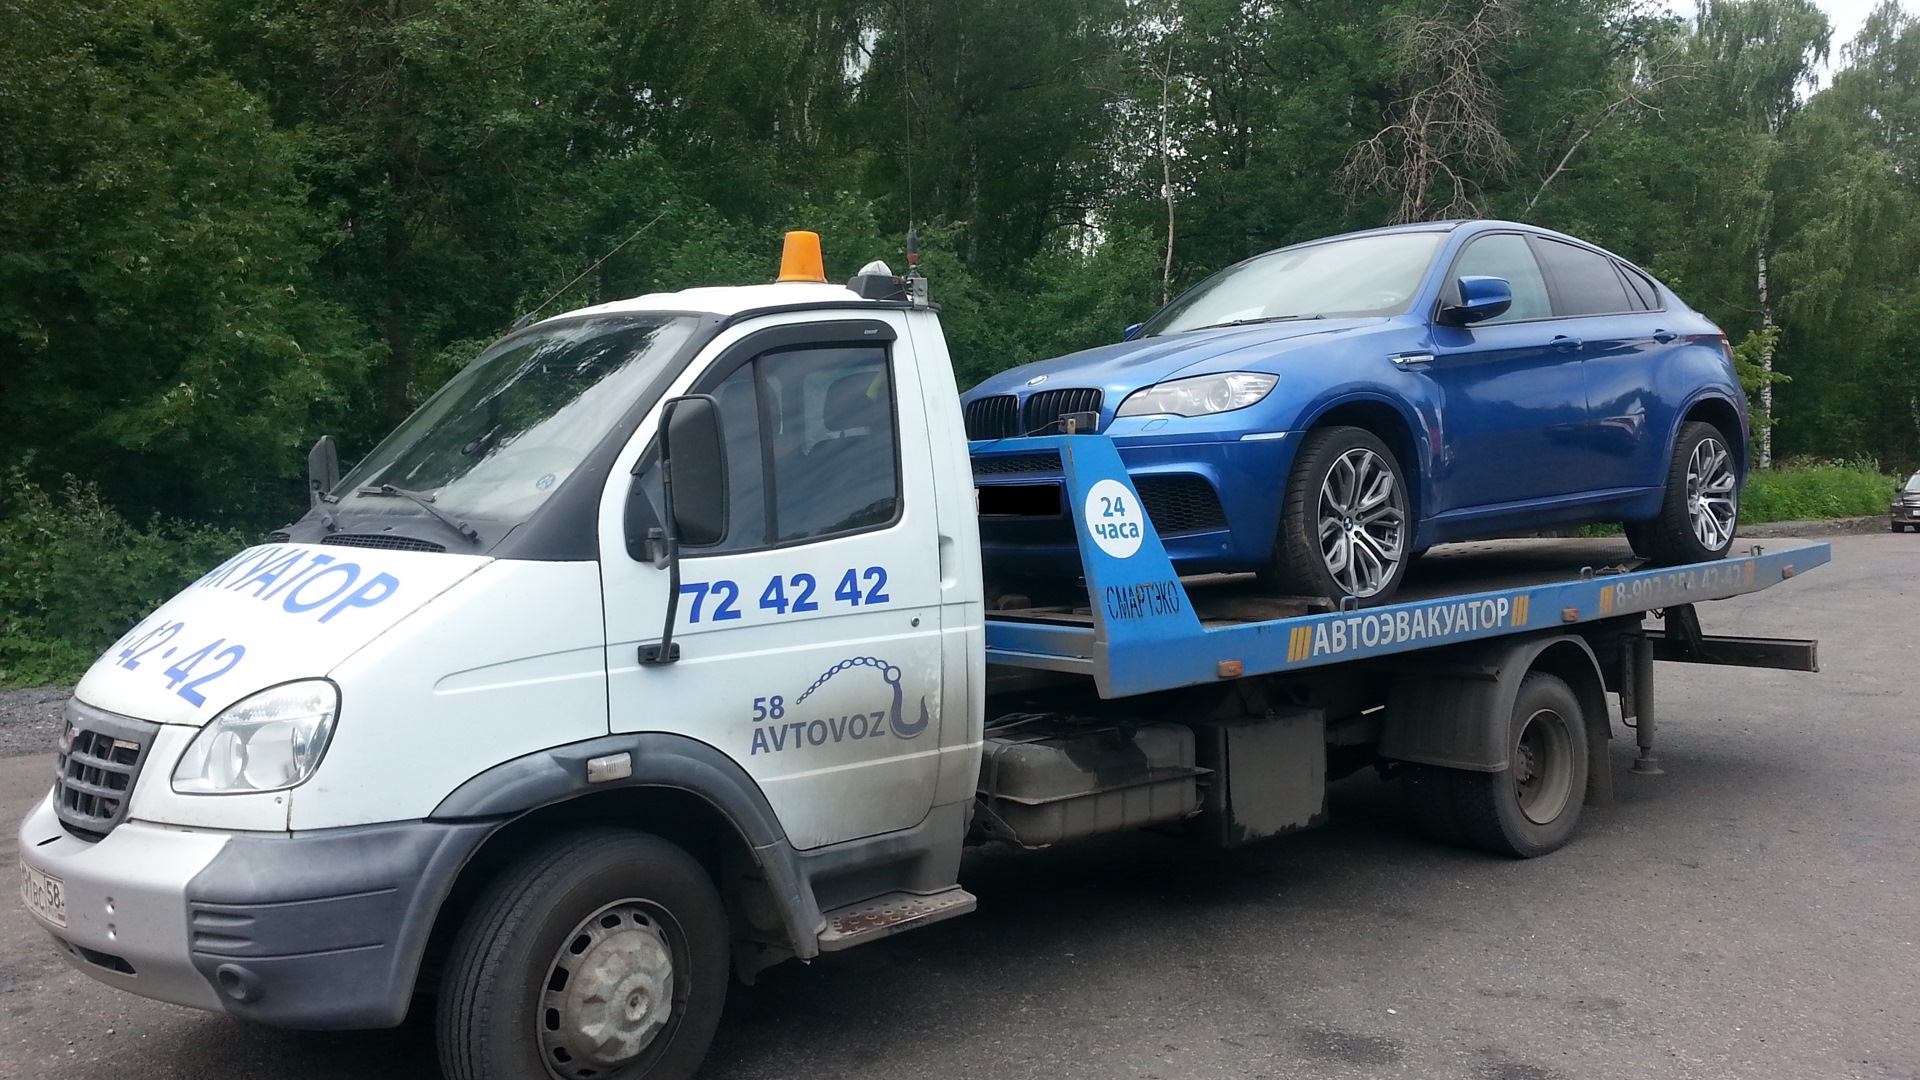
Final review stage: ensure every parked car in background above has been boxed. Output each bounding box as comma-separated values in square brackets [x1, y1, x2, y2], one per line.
[1892, 473, 1920, 531]
[963, 219, 1747, 604]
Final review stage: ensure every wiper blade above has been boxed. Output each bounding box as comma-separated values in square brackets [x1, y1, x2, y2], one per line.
[1188, 314, 1320, 332]
[355, 484, 481, 544]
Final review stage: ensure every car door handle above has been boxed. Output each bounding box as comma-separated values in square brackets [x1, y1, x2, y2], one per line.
[1551, 335, 1583, 353]
[1652, 329, 1677, 344]
[1391, 353, 1434, 368]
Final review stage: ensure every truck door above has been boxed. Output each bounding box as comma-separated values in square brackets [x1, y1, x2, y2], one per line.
[599, 316, 946, 851]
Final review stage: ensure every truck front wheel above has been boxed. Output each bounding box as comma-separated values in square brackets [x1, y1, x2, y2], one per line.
[438, 828, 729, 1080]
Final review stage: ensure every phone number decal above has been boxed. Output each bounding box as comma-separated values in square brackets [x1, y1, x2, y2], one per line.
[108, 618, 247, 708]
[678, 567, 890, 625]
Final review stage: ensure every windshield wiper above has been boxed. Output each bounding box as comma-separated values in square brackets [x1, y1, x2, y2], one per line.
[355, 484, 482, 544]
[1189, 314, 1320, 332]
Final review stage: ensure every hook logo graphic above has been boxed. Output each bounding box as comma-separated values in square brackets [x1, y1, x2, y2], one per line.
[795, 656, 930, 738]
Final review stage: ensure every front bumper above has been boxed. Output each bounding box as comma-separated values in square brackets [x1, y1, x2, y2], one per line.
[974, 433, 1297, 577]
[1892, 504, 1920, 521]
[18, 792, 491, 1029]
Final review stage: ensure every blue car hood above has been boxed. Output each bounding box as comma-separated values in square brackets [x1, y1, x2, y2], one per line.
[966, 317, 1393, 398]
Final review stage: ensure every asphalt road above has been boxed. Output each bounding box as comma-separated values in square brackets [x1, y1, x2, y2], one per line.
[2, 532, 1914, 1079]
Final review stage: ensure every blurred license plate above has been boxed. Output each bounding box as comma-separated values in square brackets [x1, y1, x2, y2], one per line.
[20, 864, 66, 927]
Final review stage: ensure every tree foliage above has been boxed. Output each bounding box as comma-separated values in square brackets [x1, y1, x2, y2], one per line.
[6, 0, 1920, 541]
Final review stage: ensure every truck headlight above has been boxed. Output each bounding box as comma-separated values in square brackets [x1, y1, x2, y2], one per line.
[1115, 372, 1278, 418]
[172, 680, 339, 794]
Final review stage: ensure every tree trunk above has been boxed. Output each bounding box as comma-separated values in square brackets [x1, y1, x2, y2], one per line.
[1757, 244, 1774, 470]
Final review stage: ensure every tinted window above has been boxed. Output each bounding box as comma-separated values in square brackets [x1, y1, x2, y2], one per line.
[639, 344, 901, 553]
[1537, 238, 1633, 316]
[1619, 263, 1660, 311]
[1450, 234, 1551, 323]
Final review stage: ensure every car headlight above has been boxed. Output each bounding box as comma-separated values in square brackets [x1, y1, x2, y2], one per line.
[1115, 372, 1278, 418]
[172, 680, 339, 794]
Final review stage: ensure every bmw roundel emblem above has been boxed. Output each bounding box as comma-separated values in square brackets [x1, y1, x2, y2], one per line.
[1025, 374, 1049, 386]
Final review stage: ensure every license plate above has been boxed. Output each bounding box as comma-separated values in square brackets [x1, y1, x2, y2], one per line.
[20, 864, 66, 928]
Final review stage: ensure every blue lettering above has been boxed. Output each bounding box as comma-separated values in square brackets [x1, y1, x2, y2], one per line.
[282, 564, 361, 613]
[318, 572, 399, 623]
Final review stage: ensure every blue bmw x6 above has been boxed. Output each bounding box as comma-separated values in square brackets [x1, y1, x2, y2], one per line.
[964, 219, 1746, 603]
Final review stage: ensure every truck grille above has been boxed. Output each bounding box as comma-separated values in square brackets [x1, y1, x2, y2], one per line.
[1135, 475, 1228, 534]
[1022, 389, 1103, 435]
[54, 700, 160, 841]
[963, 395, 1020, 440]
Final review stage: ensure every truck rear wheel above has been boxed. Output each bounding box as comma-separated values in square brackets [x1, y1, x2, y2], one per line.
[1408, 672, 1590, 858]
[438, 828, 728, 1080]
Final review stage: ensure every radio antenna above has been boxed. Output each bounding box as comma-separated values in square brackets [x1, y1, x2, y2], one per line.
[513, 210, 668, 330]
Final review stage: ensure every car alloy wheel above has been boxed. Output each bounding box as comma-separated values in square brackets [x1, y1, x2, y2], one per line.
[1685, 435, 1737, 552]
[1316, 446, 1408, 599]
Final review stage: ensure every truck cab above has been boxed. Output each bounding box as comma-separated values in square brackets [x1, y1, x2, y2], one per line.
[21, 248, 989, 1071]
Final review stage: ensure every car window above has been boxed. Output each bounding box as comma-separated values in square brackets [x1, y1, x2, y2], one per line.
[1906, 473, 1920, 493]
[1618, 263, 1661, 311]
[1449, 234, 1551, 323]
[637, 345, 901, 554]
[1536, 238, 1634, 316]
[1139, 231, 1446, 334]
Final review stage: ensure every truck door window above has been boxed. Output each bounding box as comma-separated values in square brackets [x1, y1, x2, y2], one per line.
[639, 344, 901, 555]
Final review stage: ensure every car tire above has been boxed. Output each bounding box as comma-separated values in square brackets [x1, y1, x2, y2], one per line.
[438, 828, 729, 1080]
[1633, 421, 1739, 566]
[1259, 425, 1412, 604]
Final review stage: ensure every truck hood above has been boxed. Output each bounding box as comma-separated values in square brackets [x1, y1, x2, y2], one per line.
[964, 317, 1391, 401]
[74, 543, 491, 727]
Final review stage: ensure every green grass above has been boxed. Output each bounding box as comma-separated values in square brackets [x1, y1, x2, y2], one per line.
[1740, 459, 1897, 524]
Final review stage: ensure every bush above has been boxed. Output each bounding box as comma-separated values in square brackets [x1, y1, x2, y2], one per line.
[1741, 459, 1895, 524]
[0, 467, 248, 687]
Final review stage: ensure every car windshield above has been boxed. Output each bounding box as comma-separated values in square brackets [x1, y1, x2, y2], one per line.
[336, 313, 698, 528]
[1140, 231, 1447, 337]
[1906, 474, 1920, 493]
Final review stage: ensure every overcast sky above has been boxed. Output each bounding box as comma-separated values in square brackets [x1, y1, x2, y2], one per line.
[1658, 0, 1893, 63]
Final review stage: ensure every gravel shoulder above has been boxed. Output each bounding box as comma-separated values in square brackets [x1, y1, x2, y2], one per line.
[0, 686, 67, 758]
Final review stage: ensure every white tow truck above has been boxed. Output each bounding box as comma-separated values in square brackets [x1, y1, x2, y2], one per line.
[18, 233, 1827, 1080]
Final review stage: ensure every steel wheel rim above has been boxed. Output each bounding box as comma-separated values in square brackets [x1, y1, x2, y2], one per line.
[1686, 436, 1737, 550]
[1514, 707, 1575, 826]
[538, 899, 681, 1079]
[1316, 446, 1407, 598]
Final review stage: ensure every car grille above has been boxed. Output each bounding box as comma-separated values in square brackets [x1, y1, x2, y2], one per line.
[1022, 388, 1103, 435]
[1135, 475, 1229, 534]
[322, 533, 448, 553]
[54, 700, 160, 841]
[963, 395, 1020, 440]
[972, 452, 1064, 477]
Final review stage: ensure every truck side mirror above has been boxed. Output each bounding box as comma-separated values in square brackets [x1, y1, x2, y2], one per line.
[638, 394, 727, 666]
[1437, 275, 1513, 326]
[307, 435, 339, 498]
[660, 395, 727, 548]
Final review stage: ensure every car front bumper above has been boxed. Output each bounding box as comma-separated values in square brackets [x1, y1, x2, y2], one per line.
[18, 791, 491, 1029]
[973, 433, 1298, 578]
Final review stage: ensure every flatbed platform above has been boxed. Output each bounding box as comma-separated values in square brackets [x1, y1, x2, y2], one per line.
[976, 435, 1829, 698]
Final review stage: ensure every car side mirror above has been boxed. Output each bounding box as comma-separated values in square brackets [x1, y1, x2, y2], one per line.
[637, 394, 727, 666]
[1122, 322, 1143, 341]
[1438, 276, 1513, 326]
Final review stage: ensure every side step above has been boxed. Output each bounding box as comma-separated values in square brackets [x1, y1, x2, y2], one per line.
[816, 887, 977, 952]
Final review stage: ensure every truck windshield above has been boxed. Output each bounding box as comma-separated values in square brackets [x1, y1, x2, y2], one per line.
[1140, 231, 1446, 336]
[336, 313, 698, 530]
